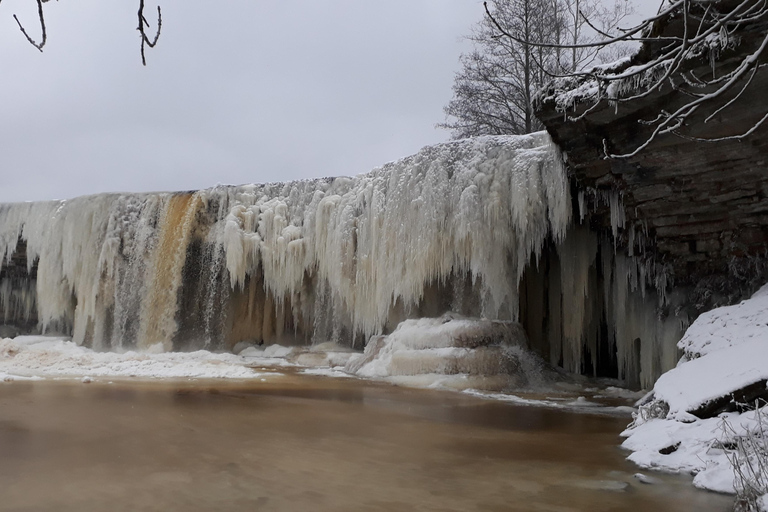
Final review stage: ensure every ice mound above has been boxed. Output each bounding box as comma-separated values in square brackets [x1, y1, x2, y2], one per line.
[240, 341, 359, 369]
[346, 314, 552, 391]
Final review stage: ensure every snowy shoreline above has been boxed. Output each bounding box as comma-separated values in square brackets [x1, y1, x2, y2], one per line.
[621, 284, 768, 510]
[0, 333, 639, 416]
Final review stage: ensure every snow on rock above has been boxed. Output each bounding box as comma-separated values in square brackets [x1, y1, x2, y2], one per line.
[643, 284, 768, 418]
[621, 283, 768, 497]
[679, 283, 768, 360]
[622, 405, 768, 495]
[0, 336, 268, 380]
[654, 339, 768, 418]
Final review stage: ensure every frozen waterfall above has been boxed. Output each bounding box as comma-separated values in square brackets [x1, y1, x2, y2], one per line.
[0, 131, 682, 387]
[0, 133, 568, 348]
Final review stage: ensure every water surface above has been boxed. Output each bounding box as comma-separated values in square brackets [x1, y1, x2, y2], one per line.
[0, 373, 733, 511]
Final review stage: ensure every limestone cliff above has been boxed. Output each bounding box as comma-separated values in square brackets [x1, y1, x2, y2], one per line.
[535, 0, 768, 316]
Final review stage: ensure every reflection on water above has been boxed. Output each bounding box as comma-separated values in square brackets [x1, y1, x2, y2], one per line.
[0, 374, 732, 512]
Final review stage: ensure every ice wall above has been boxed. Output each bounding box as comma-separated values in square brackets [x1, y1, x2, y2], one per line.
[0, 131, 686, 387]
[0, 133, 570, 352]
[520, 219, 685, 389]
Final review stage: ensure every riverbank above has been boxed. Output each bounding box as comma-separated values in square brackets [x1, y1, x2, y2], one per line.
[621, 284, 768, 510]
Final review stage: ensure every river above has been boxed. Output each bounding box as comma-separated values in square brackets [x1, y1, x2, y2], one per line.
[0, 372, 733, 511]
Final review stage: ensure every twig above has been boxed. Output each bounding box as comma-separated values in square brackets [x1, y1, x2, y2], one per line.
[11, 0, 47, 52]
[137, 0, 162, 66]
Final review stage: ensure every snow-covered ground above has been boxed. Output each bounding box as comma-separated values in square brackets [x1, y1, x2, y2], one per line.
[622, 284, 768, 509]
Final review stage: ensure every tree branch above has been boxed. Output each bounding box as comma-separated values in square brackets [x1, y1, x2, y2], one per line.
[10, 0, 47, 52]
[137, 0, 162, 66]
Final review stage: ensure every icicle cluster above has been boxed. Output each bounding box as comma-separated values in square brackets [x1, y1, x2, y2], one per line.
[544, 185, 682, 388]
[0, 133, 570, 352]
[219, 133, 570, 342]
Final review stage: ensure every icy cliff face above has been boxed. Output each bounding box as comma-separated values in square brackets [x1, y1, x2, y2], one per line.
[0, 133, 570, 354]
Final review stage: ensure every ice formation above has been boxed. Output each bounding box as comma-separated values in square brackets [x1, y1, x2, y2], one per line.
[0, 131, 687, 387]
[346, 314, 542, 391]
[0, 335, 268, 380]
[519, 221, 683, 389]
[0, 133, 571, 351]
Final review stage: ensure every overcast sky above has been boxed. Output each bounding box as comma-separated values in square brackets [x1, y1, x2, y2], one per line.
[1, 1, 658, 203]
[0, 1, 489, 202]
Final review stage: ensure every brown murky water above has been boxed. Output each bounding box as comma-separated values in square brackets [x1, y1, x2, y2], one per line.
[0, 373, 733, 512]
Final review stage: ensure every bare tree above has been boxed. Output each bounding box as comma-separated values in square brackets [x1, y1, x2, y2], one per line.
[1, 0, 162, 65]
[559, 0, 634, 72]
[440, 0, 555, 138]
[440, 0, 633, 139]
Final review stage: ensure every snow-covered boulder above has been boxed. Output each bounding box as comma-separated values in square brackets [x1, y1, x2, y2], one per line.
[622, 283, 768, 498]
[638, 283, 768, 420]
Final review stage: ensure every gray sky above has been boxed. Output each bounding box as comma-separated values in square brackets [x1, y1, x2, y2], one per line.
[0, 1, 485, 202]
[0, 1, 657, 204]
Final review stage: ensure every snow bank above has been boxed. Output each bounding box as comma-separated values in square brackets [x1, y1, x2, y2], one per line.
[621, 284, 768, 498]
[0, 336, 269, 380]
[623, 405, 768, 496]
[679, 283, 768, 360]
[644, 283, 768, 418]
[655, 339, 768, 419]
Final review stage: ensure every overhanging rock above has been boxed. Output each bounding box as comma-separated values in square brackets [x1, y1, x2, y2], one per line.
[535, 0, 768, 316]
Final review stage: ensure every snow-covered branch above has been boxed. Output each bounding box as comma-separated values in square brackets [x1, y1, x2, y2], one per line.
[522, 0, 768, 157]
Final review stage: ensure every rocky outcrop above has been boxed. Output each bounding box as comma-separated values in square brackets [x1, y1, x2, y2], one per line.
[536, 0, 768, 315]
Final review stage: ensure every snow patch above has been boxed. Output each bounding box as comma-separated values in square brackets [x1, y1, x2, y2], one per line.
[0, 336, 270, 380]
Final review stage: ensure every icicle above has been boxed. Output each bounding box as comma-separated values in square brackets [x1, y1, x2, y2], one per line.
[0, 132, 570, 353]
[578, 190, 586, 222]
[556, 226, 598, 374]
[608, 190, 626, 242]
[216, 132, 570, 341]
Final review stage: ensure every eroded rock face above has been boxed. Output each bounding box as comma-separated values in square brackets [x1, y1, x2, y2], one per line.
[535, 1, 768, 316]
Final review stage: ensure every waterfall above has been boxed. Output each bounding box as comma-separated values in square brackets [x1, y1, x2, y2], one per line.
[0, 133, 569, 349]
[0, 131, 683, 387]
